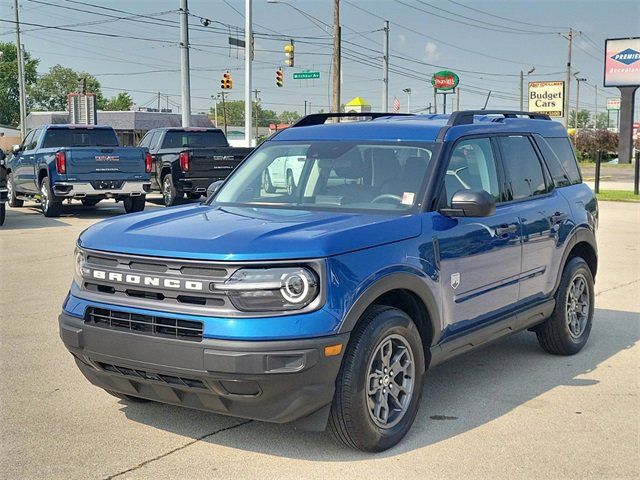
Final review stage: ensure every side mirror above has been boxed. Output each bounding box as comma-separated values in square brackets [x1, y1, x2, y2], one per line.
[206, 180, 224, 198]
[441, 189, 496, 217]
[12, 144, 21, 154]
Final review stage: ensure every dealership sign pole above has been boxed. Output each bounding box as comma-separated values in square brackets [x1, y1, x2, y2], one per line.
[431, 71, 459, 114]
[604, 37, 640, 164]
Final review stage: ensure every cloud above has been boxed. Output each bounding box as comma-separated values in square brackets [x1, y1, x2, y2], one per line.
[424, 41, 440, 61]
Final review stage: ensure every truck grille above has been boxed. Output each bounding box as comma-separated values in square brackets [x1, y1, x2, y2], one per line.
[85, 307, 203, 341]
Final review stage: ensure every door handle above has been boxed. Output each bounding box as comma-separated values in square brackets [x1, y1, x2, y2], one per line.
[550, 211, 568, 223]
[495, 224, 518, 236]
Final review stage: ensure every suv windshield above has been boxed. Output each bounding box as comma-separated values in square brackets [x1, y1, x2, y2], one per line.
[41, 128, 119, 148]
[212, 141, 437, 212]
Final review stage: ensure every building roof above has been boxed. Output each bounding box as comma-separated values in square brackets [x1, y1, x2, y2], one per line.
[26, 111, 212, 131]
[344, 96, 370, 107]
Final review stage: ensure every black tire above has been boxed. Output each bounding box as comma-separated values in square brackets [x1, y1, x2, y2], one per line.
[536, 257, 595, 355]
[104, 389, 151, 403]
[286, 171, 296, 196]
[0, 203, 5, 226]
[40, 176, 62, 217]
[186, 192, 202, 200]
[328, 305, 425, 452]
[81, 198, 101, 207]
[263, 170, 276, 193]
[123, 195, 146, 213]
[162, 174, 180, 206]
[7, 173, 23, 208]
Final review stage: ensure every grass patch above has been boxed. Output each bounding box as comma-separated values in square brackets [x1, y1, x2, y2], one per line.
[579, 161, 635, 169]
[596, 190, 640, 202]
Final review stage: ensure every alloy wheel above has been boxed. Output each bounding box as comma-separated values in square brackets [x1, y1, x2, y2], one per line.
[566, 273, 590, 338]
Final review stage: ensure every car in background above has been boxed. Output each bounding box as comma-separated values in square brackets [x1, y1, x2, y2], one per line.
[138, 127, 252, 206]
[0, 149, 7, 225]
[7, 125, 151, 217]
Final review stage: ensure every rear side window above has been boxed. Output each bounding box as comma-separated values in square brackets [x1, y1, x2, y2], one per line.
[533, 135, 572, 187]
[162, 130, 228, 149]
[546, 137, 581, 184]
[42, 128, 119, 148]
[497, 135, 549, 200]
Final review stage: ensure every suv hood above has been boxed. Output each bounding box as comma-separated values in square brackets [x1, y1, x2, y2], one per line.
[79, 204, 422, 261]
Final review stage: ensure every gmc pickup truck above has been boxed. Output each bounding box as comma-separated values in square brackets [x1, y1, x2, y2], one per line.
[138, 127, 252, 206]
[7, 125, 151, 217]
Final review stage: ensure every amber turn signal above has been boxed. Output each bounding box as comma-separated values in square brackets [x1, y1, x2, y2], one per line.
[324, 344, 343, 357]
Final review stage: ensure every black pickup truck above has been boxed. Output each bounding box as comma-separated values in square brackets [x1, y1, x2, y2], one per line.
[138, 127, 253, 206]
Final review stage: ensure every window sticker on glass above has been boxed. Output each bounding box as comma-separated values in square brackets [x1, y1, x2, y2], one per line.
[401, 192, 415, 205]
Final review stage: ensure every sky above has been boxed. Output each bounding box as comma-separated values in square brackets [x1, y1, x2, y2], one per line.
[1, 0, 639, 118]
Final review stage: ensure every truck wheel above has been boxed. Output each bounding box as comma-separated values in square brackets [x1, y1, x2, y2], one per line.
[263, 170, 276, 193]
[123, 195, 146, 213]
[81, 198, 101, 207]
[328, 305, 424, 452]
[186, 192, 202, 200]
[0, 203, 5, 226]
[536, 257, 595, 355]
[40, 176, 62, 217]
[162, 174, 180, 206]
[104, 389, 151, 404]
[7, 174, 23, 208]
[286, 171, 296, 195]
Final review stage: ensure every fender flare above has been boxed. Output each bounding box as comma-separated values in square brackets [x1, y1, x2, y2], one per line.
[338, 272, 441, 346]
[552, 226, 598, 294]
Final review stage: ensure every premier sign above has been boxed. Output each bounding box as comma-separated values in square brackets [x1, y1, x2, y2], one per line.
[604, 37, 640, 87]
[528, 81, 564, 117]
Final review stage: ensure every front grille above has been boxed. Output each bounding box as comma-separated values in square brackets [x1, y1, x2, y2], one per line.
[85, 307, 203, 341]
[97, 362, 208, 390]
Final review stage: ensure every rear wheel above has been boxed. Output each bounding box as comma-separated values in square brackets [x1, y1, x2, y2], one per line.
[263, 170, 276, 193]
[328, 305, 424, 452]
[104, 389, 151, 403]
[186, 192, 202, 200]
[162, 174, 180, 206]
[0, 203, 5, 226]
[123, 195, 146, 213]
[7, 174, 23, 208]
[81, 198, 101, 207]
[40, 176, 62, 217]
[535, 257, 594, 355]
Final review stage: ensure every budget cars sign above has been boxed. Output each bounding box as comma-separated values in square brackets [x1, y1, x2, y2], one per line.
[528, 81, 564, 117]
[604, 37, 640, 87]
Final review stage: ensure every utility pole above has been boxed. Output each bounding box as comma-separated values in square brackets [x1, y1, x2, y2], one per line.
[179, 0, 191, 127]
[594, 84, 598, 128]
[456, 88, 460, 111]
[253, 89, 260, 142]
[220, 91, 228, 135]
[211, 94, 219, 128]
[519, 70, 524, 111]
[564, 28, 573, 128]
[433, 88, 437, 114]
[574, 76, 586, 129]
[157, 92, 161, 112]
[14, 0, 26, 139]
[331, 0, 341, 113]
[304, 100, 307, 116]
[403, 88, 411, 113]
[245, 0, 253, 146]
[382, 20, 389, 112]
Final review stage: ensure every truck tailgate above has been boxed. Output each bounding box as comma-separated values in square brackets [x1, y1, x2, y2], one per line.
[66, 147, 145, 175]
[188, 147, 253, 178]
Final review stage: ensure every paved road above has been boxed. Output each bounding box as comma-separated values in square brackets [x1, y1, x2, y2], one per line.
[1, 198, 638, 480]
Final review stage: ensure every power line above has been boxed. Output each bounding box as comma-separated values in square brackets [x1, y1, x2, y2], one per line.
[445, 0, 568, 30]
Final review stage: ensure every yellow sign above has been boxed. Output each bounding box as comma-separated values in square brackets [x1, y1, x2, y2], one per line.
[528, 81, 565, 117]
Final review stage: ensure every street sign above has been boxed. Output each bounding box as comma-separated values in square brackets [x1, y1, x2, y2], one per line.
[606, 98, 621, 110]
[431, 70, 459, 91]
[293, 71, 320, 80]
[528, 81, 564, 117]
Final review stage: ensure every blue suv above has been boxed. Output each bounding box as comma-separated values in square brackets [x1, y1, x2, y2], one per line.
[59, 111, 597, 452]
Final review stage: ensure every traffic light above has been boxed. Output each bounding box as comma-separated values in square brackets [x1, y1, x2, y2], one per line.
[284, 41, 294, 67]
[276, 68, 284, 87]
[221, 71, 233, 90]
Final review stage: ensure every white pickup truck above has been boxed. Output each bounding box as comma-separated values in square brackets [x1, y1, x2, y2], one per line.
[262, 149, 307, 195]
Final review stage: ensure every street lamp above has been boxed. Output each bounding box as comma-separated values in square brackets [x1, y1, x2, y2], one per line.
[402, 88, 412, 113]
[520, 66, 535, 111]
[574, 74, 587, 129]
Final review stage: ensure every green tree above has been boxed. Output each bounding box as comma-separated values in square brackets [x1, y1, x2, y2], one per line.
[0, 42, 39, 126]
[103, 92, 133, 111]
[568, 109, 592, 129]
[210, 100, 279, 127]
[278, 110, 301, 124]
[594, 112, 609, 130]
[30, 65, 105, 111]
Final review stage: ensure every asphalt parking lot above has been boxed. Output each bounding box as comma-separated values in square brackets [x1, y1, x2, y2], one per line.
[1, 197, 638, 480]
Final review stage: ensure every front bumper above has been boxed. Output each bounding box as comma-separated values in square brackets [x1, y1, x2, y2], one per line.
[59, 312, 348, 427]
[53, 181, 152, 198]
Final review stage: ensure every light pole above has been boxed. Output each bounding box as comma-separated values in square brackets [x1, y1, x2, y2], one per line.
[520, 66, 535, 111]
[574, 75, 587, 129]
[179, 0, 191, 127]
[244, 0, 252, 147]
[403, 88, 411, 113]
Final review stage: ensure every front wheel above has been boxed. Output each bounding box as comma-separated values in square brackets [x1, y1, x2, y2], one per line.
[123, 195, 146, 213]
[286, 171, 296, 196]
[263, 170, 276, 193]
[328, 305, 425, 452]
[7, 174, 23, 208]
[535, 257, 595, 355]
[40, 176, 62, 217]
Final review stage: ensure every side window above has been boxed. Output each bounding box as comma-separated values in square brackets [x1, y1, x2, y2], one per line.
[138, 132, 152, 148]
[497, 136, 549, 200]
[533, 135, 572, 187]
[21, 130, 35, 151]
[444, 137, 500, 206]
[546, 137, 581, 184]
[148, 132, 162, 151]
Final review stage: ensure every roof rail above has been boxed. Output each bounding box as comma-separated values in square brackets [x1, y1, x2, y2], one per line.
[447, 110, 551, 127]
[291, 112, 413, 128]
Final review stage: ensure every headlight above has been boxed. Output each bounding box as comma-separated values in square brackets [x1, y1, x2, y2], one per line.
[74, 247, 88, 281]
[218, 267, 319, 312]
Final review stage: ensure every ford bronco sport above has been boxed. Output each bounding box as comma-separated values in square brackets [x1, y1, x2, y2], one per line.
[59, 111, 597, 452]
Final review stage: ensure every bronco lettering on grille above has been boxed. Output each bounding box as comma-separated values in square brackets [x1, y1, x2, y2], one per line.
[89, 269, 204, 291]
